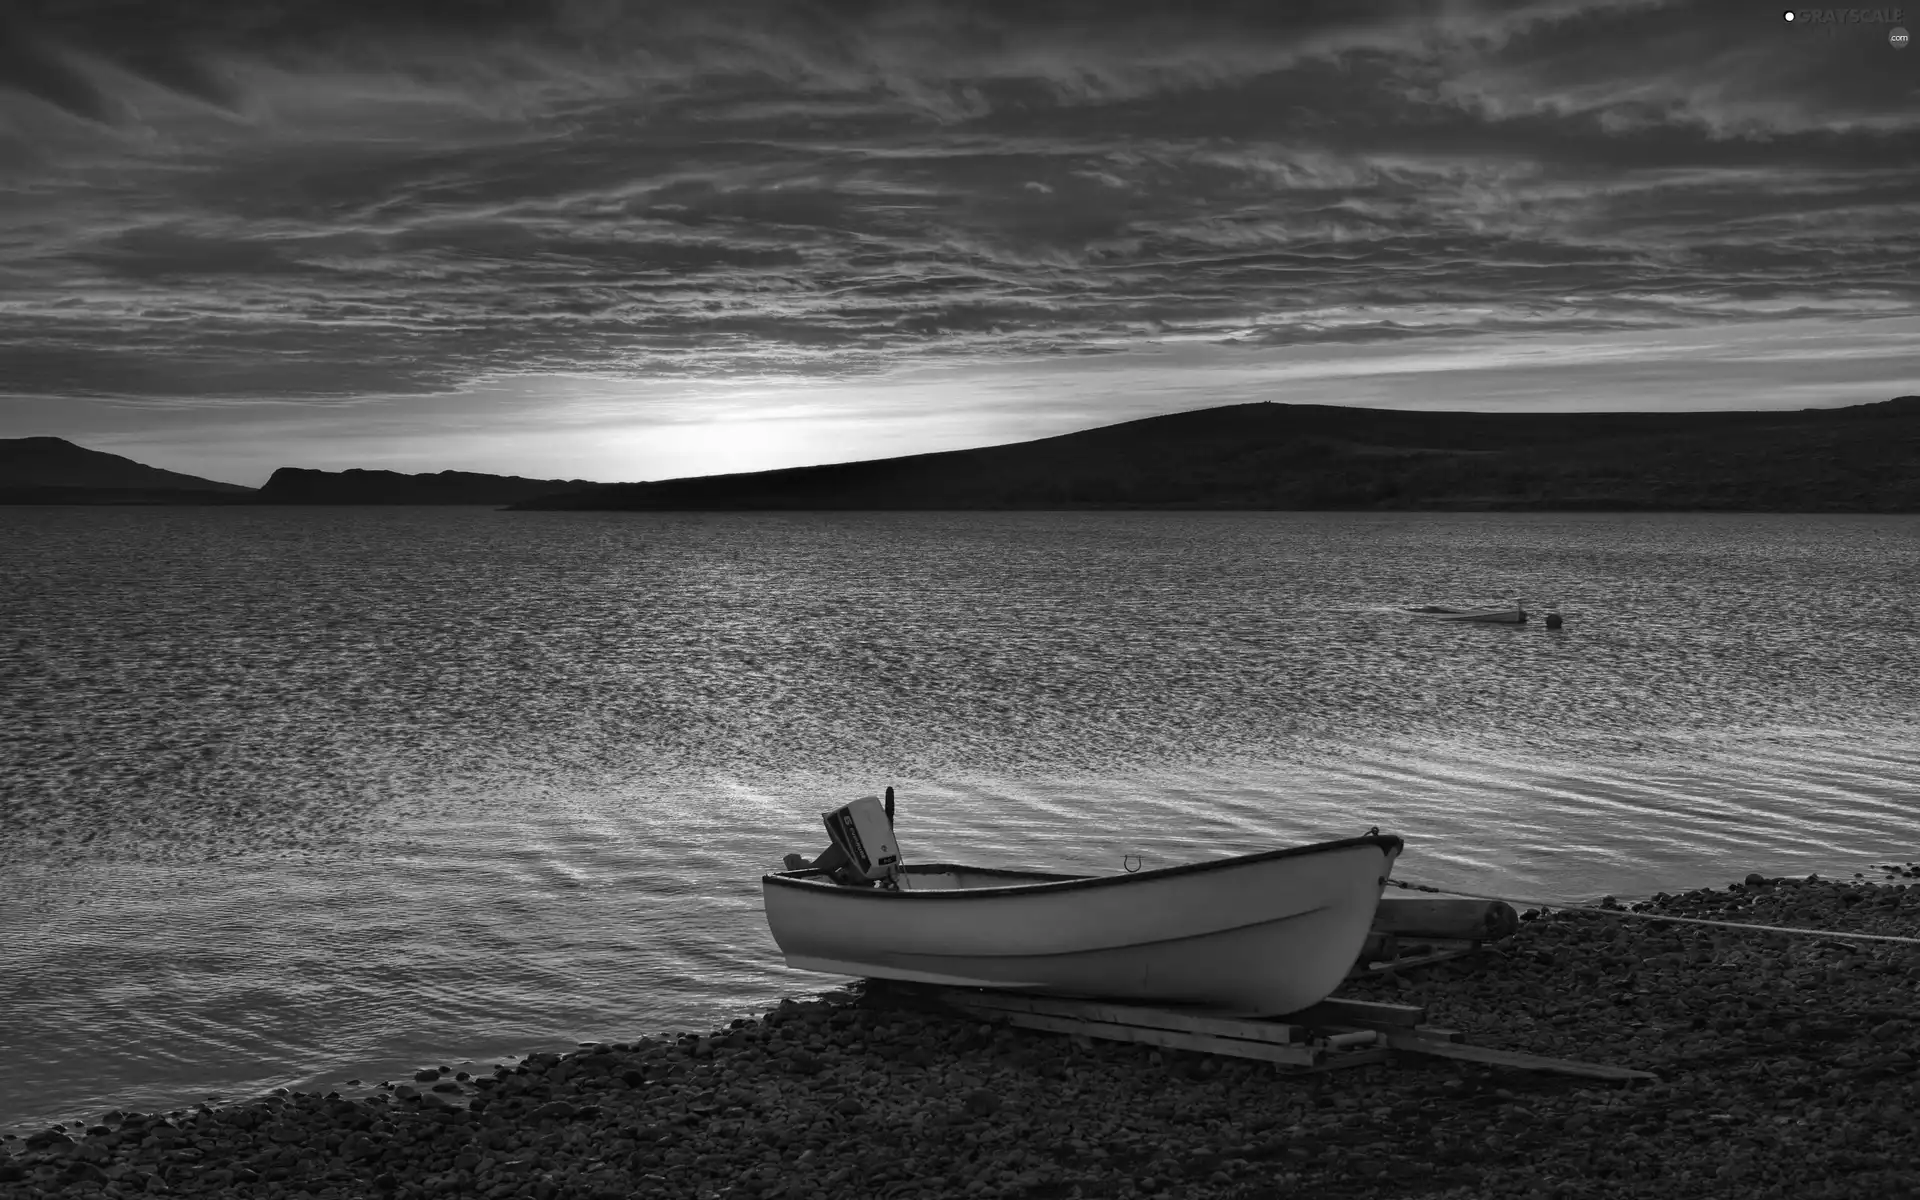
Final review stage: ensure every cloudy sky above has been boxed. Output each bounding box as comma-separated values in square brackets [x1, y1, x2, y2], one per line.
[1, 0, 1915, 486]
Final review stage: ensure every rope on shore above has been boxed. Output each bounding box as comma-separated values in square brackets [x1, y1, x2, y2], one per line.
[1385, 877, 1920, 946]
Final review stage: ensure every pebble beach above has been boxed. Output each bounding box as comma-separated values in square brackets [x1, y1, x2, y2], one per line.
[5, 868, 1917, 1200]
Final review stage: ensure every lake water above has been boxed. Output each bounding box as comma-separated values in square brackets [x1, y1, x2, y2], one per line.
[2, 508, 1916, 1135]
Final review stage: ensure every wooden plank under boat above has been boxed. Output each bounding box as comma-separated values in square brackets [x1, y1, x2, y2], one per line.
[763, 832, 1404, 1015]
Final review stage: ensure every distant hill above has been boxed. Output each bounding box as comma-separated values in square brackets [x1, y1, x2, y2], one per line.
[508, 396, 1920, 513]
[255, 467, 601, 505]
[0, 436, 255, 504]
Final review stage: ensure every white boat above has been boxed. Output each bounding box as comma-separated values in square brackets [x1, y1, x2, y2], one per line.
[1407, 604, 1528, 624]
[763, 809, 1403, 1016]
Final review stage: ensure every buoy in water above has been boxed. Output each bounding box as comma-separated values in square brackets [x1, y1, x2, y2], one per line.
[1545, 612, 1564, 629]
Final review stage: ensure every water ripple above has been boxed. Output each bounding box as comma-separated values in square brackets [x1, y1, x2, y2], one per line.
[1, 508, 1916, 1132]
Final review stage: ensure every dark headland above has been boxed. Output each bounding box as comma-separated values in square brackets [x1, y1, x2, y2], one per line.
[8, 397, 1917, 511]
[254, 468, 599, 506]
[0, 441, 600, 506]
[0, 437, 255, 505]
[509, 396, 1920, 513]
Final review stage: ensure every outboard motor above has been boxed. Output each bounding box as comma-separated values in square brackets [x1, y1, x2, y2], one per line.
[820, 794, 906, 888]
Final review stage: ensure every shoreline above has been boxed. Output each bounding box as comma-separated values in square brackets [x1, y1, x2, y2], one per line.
[5, 868, 1916, 1199]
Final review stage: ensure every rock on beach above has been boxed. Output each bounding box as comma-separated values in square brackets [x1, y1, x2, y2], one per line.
[3, 871, 1916, 1199]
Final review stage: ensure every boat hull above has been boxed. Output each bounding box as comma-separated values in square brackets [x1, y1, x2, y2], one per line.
[763, 834, 1402, 1015]
[1410, 607, 1527, 623]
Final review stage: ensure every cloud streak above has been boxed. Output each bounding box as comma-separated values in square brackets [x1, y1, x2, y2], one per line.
[1, 0, 1915, 473]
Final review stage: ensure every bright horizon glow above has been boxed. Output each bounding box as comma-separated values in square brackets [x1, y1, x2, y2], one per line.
[25, 313, 1910, 487]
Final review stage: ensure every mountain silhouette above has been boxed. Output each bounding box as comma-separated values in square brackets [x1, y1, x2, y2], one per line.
[255, 467, 600, 505]
[508, 396, 1920, 513]
[11, 396, 1918, 511]
[0, 436, 254, 504]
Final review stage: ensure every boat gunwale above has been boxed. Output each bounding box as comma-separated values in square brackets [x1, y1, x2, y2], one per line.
[761, 833, 1404, 900]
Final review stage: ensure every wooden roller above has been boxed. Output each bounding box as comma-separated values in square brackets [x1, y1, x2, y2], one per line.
[1372, 896, 1518, 942]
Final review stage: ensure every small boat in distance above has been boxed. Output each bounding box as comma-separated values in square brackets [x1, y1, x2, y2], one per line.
[1407, 602, 1528, 624]
[764, 794, 1404, 1015]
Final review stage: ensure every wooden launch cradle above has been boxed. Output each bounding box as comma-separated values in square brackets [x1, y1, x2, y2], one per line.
[881, 984, 1654, 1084]
[870, 924, 1655, 1085]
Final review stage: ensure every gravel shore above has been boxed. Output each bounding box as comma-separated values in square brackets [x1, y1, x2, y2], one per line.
[5, 867, 1916, 1200]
